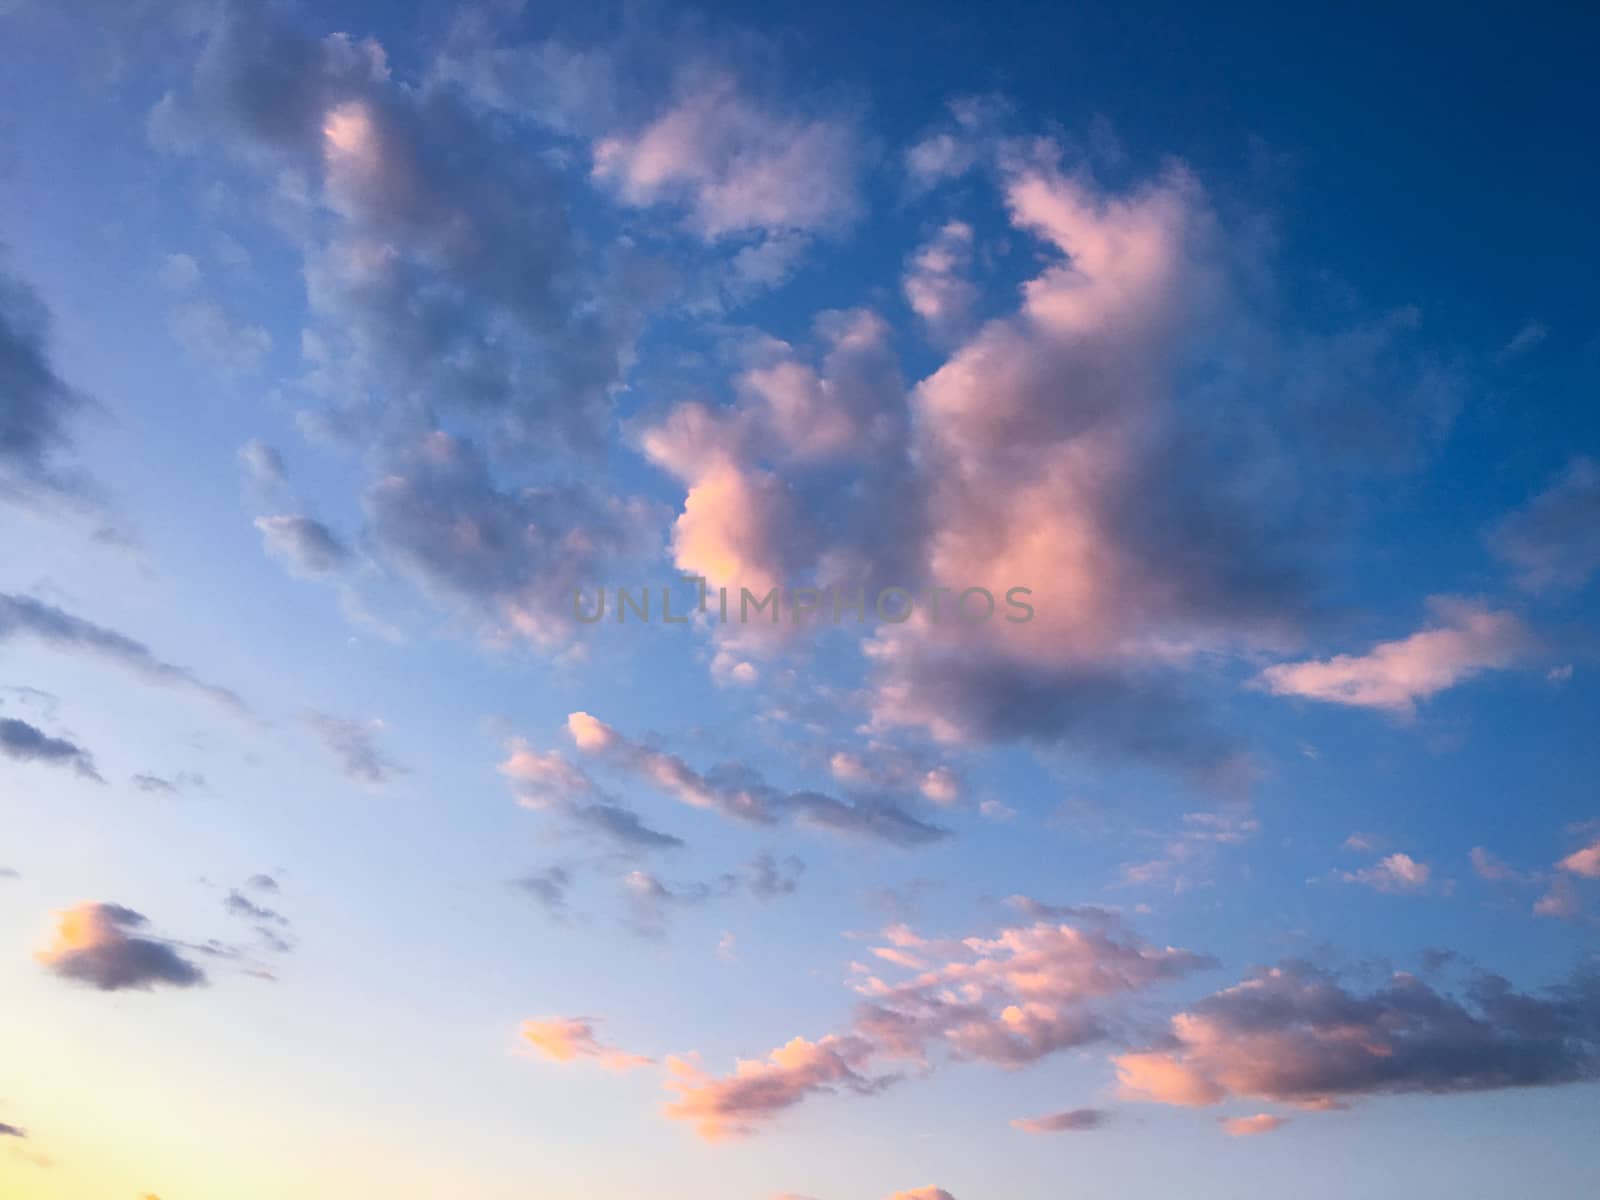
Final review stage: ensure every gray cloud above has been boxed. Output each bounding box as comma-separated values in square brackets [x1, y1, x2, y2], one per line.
[36, 902, 207, 992]
[0, 1122, 24, 1139]
[131, 770, 206, 795]
[254, 513, 352, 577]
[0, 717, 101, 781]
[1117, 959, 1600, 1110]
[306, 713, 405, 784]
[1011, 1107, 1110, 1134]
[513, 865, 574, 919]
[1489, 457, 1600, 592]
[0, 592, 248, 714]
[0, 254, 89, 508]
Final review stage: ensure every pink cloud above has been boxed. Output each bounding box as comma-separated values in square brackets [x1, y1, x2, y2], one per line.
[1256, 599, 1529, 714]
[662, 1035, 883, 1141]
[1557, 840, 1600, 879]
[887, 1190, 957, 1200]
[1220, 1113, 1287, 1137]
[592, 74, 860, 239]
[519, 1017, 652, 1072]
[1339, 852, 1432, 894]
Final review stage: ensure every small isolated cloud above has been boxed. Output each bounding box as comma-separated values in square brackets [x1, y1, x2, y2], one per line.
[0, 1122, 24, 1138]
[35, 902, 207, 991]
[1496, 320, 1548, 362]
[1533, 879, 1584, 922]
[1256, 599, 1529, 715]
[904, 221, 977, 343]
[513, 866, 573, 919]
[1557, 839, 1600, 879]
[131, 771, 205, 795]
[519, 1017, 652, 1071]
[1220, 1113, 1287, 1137]
[1340, 852, 1432, 894]
[887, 1189, 957, 1200]
[1470, 846, 1523, 884]
[0, 717, 101, 780]
[306, 713, 405, 784]
[255, 514, 352, 577]
[167, 296, 272, 375]
[1011, 1107, 1109, 1134]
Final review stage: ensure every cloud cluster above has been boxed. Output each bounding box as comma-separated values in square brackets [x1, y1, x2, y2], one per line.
[663, 912, 1210, 1138]
[35, 902, 207, 991]
[1115, 959, 1600, 1112]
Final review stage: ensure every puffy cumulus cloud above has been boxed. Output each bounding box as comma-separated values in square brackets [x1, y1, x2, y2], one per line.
[519, 1017, 652, 1071]
[1220, 1113, 1286, 1137]
[305, 712, 404, 785]
[35, 902, 207, 992]
[1489, 457, 1600, 592]
[565, 711, 947, 846]
[663, 1034, 886, 1141]
[639, 308, 920, 633]
[0, 592, 248, 714]
[592, 71, 862, 240]
[0, 717, 101, 781]
[1339, 852, 1432, 894]
[364, 432, 657, 644]
[1114, 959, 1600, 1113]
[1558, 840, 1600, 879]
[903, 221, 978, 343]
[0, 255, 92, 509]
[1010, 1107, 1109, 1133]
[1256, 599, 1530, 715]
[254, 514, 352, 577]
[663, 913, 1207, 1138]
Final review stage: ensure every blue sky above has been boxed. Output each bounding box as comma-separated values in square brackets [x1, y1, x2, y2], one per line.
[2, 3, 1599, 1198]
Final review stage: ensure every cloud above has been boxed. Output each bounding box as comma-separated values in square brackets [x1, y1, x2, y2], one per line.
[167, 295, 272, 374]
[592, 71, 862, 239]
[306, 713, 404, 784]
[1220, 1113, 1286, 1137]
[237, 439, 287, 492]
[1339, 852, 1432, 894]
[903, 221, 977, 342]
[0, 717, 101, 780]
[1010, 1107, 1109, 1133]
[1256, 599, 1529, 715]
[663, 1034, 886, 1141]
[664, 913, 1209, 1138]
[35, 902, 207, 991]
[499, 739, 684, 852]
[0, 254, 91, 509]
[513, 866, 574, 918]
[887, 1189, 957, 1200]
[1470, 846, 1523, 884]
[364, 432, 657, 643]
[0, 1122, 24, 1138]
[254, 514, 352, 577]
[1489, 457, 1600, 592]
[519, 1017, 652, 1071]
[567, 712, 947, 846]
[1557, 840, 1600, 879]
[0, 592, 248, 714]
[131, 771, 205, 795]
[1115, 959, 1600, 1112]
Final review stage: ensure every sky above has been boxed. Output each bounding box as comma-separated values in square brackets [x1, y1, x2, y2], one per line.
[2, 2, 1599, 1197]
